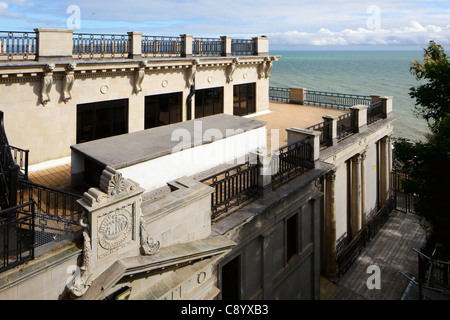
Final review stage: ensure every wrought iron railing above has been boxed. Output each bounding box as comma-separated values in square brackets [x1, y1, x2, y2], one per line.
[271, 138, 312, 186]
[193, 37, 223, 56]
[0, 111, 19, 209]
[336, 112, 355, 140]
[142, 35, 182, 58]
[367, 100, 384, 125]
[304, 90, 371, 109]
[200, 162, 258, 220]
[336, 197, 394, 275]
[306, 121, 331, 147]
[269, 86, 290, 103]
[231, 39, 254, 56]
[10, 146, 28, 181]
[73, 33, 130, 59]
[0, 201, 35, 273]
[0, 31, 36, 61]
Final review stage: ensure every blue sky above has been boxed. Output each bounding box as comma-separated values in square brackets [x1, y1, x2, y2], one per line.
[1, 0, 450, 50]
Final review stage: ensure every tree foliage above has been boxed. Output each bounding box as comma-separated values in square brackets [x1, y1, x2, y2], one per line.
[394, 40, 450, 250]
[409, 40, 450, 131]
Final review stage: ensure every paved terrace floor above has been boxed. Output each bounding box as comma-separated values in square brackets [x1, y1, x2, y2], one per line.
[320, 211, 426, 300]
[252, 101, 346, 150]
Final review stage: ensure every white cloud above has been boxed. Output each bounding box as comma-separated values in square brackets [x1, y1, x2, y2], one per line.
[266, 21, 450, 48]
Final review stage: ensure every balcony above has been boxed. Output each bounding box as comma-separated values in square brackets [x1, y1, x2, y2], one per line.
[0, 29, 268, 63]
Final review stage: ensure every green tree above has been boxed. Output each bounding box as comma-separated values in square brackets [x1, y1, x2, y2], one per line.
[409, 40, 450, 131]
[394, 40, 450, 253]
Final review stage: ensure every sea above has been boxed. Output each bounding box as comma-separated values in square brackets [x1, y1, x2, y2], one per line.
[269, 50, 428, 142]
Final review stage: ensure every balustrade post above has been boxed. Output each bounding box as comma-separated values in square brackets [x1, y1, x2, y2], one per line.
[322, 115, 338, 146]
[249, 148, 273, 196]
[252, 36, 269, 56]
[349, 105, 368, 133]
[221, 36, 232, 57]
[34, 28, 74, 62]
[180, 34, 193, 58]
[127, 31, 142, 59]
[289, 87, 306, 105]
[285, 127, 320, 168]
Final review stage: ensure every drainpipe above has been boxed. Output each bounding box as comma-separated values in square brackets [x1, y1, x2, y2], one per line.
[187, 78, 195, 121]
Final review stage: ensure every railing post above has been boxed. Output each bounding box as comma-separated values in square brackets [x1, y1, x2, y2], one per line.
[220, 36, 232, 57]
[34, 28, 74, 62]
[350, 105, 368, 133]
[249, 149, 273, 196]
[322, 115, 338, 146]
[127, 31, 142, 59]
[180, 34, 193, 58]
[289, 87, 306, 105]
[285, 128, 320, 168]
[252, 36, 269, 56]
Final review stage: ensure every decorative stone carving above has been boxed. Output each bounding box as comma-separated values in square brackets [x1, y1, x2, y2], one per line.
[226, 58, 239, 83]
[139, 213, 160, 255]
[134, 60, 147, 94]
[258, 59, 266, 79]
[67, 213, 93, 297]
[186, 59, 199, 88]
[41, 63, 54, 105]
[100, 166, 126, 196]
[62, 63, 76, 102]
[264, 56, 275, 78]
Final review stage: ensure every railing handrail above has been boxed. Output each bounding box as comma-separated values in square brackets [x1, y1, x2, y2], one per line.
[19, 179, 81, 199]
[305, 89, 372, 100]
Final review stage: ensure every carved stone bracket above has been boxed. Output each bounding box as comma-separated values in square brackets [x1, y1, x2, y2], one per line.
[139, 213, 160, 255]
[226, 58, 239, 83]
[62, 63, 76, 102]
[41, 63, 54, 105]
[67, 212, 93, 297]
[134, 60, 147, 94]
[186, 59, 199, 88]
[258, 57, 275, 79]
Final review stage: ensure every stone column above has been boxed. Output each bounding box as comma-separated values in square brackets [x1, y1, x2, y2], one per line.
[324, 169, 337, 277]
[379, 136, 391, 206]
[351, 154, 362, 238]
[360, 151, 367, 226]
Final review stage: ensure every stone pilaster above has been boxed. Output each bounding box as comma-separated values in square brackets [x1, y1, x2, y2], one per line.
[324, 169, 337, 277]
[350, 154, 362, 239]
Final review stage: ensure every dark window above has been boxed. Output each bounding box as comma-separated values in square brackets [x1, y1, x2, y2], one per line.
[233, 83, 256, 116]
[221, 256, 240, 300]
[286, 213, 299, 263]
[77, 99, 128, 144]
[195, 87, 224, 119]
[145, 92, 182, 129]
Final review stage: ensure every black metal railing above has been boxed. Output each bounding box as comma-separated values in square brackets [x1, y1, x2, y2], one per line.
[306, 121, 331, 147]
[0, 31, 36, 61]
[0, 111, 19, 209]
[0, 201, 35, 273]
[73, 33, 130, 59]
[193, 37, 223, 56]
[304, 90, 371, 110]
[271, 138, 312, 186]
[18, 180, 82, 220]
[392, 169, 415, 213]
[336, 197, 394, 275]
[269, 86, 290, 103]
[142, 35, 182, 58]
[231, 39, 254, 56]
[200, 162, 258, 220]
[367, 100, 384, 125]
[10, 146, 28, 181]
[336, 112, 355, 140]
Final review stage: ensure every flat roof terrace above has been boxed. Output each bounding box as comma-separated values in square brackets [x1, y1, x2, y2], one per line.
[29, 101, 347, 191]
